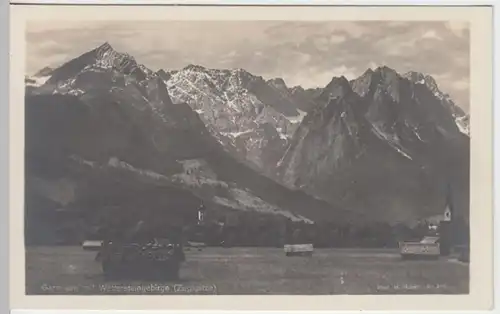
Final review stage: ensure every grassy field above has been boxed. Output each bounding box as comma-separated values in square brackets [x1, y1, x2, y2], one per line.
[26, 246, 468, 295]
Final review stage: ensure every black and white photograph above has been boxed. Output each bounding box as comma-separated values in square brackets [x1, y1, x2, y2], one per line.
[11, 5, 493, 308]
[23, 18, 473, 296]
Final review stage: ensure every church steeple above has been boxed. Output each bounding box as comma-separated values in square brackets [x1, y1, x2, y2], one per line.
[443, 182, 454, 222]
[439, 182, 455, 256]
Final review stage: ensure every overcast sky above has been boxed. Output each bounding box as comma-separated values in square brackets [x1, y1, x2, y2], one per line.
[26, 21, 470, 111]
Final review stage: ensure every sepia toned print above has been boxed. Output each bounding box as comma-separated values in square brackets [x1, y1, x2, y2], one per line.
[9, 4, 493, 311]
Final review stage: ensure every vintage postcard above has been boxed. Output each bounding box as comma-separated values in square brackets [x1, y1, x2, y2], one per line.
[9, 3, 493, 311]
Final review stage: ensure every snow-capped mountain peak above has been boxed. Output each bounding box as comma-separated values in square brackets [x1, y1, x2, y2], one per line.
[403, 71, 470, 137]
[93, 42, 135, 70]
[25, 44, 470, 228]
[164, 64, 309, 174]
[184, 64, 207, 72]
[40, 42, 155, 88]
[277, 66, 470, 223]
[403, 71, 438, 91]
[403, 71, 426, 84]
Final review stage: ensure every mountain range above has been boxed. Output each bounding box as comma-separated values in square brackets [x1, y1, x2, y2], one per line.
[24, 42, 470, 243]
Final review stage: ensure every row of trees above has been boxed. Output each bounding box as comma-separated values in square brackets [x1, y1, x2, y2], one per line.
[186, 216, 470, 248]
[36, 205, 469, 249]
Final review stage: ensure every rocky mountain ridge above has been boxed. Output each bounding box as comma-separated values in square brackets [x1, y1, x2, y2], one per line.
[25, 42, 470, 241]
[25, 43, 350, 244]
[163, 65, 310, 175]
[276, 66, 469, 222]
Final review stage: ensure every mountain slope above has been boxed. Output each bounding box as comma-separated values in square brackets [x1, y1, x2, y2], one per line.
[164, 66, 310, 175]
[288, 85, 322, 113]
[25, 42, 469, 243]
[402, 71, 470, 136]
[25, 43, 346, 244]
[277, 66, 469, 223]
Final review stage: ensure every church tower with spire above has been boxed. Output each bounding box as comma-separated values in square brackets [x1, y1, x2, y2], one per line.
[439, 182, 455, 256]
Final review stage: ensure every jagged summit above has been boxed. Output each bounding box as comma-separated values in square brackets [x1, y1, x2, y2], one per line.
[92, 42, 139, 72]
[94, 41, 114, 54]
[374, 65, 398, 73]
[41, 42, 151, 86]
[403, 70, 426, 82]
[336, 75, 350, 84]
[403, 70, 449, 101]
[403, 70, 437, 86]
[348, 65, 404, 101]
[373, 65, 400, 82]
[165, 60, 306, 174]
[357, 65, 401, 82]
[268, 77, 288, 88]
[277, 65, 470, 223]
[363, 68, 375, 75]
[351, 68, 375, 96]
[320, 75, 353, 101]
[26, 43, 470, 227]
[231, 67, 247, 73]
[290, 85, 304, 92]
[156, 68, 168, 75]
[402, 70, 469, 136]
[403, 70, 440, 93]
[184, 64, 207, 71]
[179, 64, 258, 83]
[156, 69, 172, 82]
[230, 67, 255, 79]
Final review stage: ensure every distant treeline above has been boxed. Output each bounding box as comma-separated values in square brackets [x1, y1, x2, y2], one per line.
[26, 205, 470, 248]
[185, 218, 470, 248]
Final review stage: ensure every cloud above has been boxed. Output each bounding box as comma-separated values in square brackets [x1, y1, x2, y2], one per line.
[421, 30, 443, 40]
[329, 34, 347, 44]
[330, 65, 358, 80]
[26, 20, 470, 112]
[451, 78, 470, 91]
